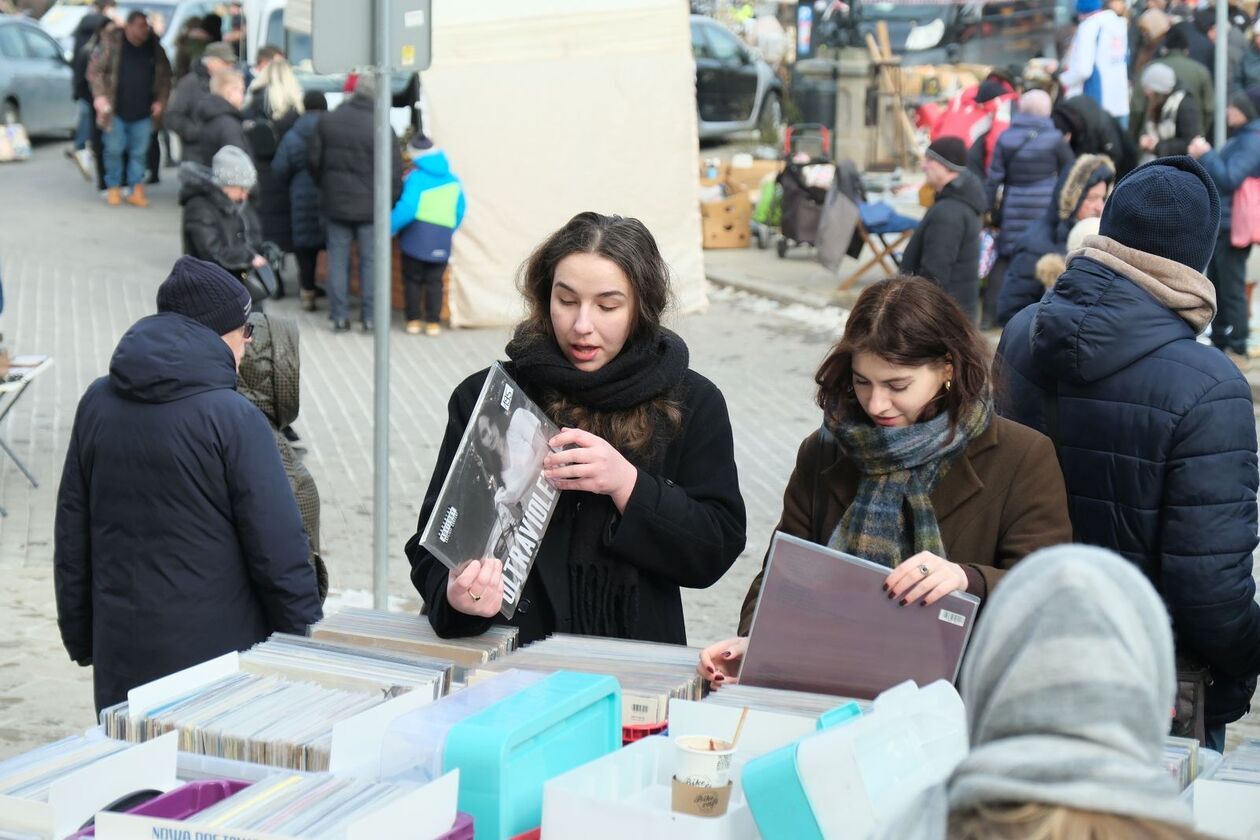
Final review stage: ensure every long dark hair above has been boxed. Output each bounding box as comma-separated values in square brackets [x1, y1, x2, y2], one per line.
[516, 211, 681, 457]
[815, 276, 991, 430]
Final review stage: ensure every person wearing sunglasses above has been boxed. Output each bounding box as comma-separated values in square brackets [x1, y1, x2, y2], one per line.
[53, 256, 322, 716]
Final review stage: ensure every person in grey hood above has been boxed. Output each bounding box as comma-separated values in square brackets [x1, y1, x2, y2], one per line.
[882, 545, 1204, 840]
[900, 137, 988, 320]
[237, 311, 328, 601]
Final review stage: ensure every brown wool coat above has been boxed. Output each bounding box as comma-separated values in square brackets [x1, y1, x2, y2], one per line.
[737, 416, 1072, 635]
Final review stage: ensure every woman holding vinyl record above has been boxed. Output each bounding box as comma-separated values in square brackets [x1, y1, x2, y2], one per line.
[405, 212, 747, 645]
[699, 275, 1071, 685]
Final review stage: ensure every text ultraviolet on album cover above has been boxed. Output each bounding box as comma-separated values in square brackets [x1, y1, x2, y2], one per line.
[420, 363, 562, 619]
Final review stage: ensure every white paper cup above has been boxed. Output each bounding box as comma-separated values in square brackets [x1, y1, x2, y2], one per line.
[675, 735, 736, 788]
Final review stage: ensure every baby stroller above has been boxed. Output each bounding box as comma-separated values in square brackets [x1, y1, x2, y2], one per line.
[775, 123, 836, 258]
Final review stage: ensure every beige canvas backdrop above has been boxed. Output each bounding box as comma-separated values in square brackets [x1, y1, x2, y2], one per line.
[423, 0, 707, 327]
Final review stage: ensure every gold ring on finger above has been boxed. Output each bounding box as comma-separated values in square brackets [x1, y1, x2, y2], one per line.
[469, 589, 482, 602]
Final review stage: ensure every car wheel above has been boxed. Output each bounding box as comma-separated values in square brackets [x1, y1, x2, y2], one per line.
[758, 92, 783, 146]
[1, 100, 18, 126]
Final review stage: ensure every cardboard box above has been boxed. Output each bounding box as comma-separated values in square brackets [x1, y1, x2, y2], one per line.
[699, 158, 730, 188]
[701, 193, 752, 250]
[725, 160, 782, 194]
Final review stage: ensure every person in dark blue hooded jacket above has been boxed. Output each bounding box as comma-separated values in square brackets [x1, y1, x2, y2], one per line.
[994, 156, 1260, 752]
[54, 256, 322, 714]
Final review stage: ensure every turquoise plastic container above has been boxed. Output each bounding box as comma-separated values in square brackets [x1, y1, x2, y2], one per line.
[741, 700, 864, 840]
[442, 671, 621, 840]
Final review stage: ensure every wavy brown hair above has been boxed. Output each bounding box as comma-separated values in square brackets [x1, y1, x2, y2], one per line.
[815, 276, 991, 431]
[949, 803, 1215, 839]
[517, 211, 681, 459]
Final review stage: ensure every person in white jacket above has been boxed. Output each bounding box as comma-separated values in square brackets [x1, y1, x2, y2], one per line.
[1060, 0, 1132, 126]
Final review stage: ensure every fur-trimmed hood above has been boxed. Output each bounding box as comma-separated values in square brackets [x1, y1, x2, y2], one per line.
[1057, 154, 1115, 222]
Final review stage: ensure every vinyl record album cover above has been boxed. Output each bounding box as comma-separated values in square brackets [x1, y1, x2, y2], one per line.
[419, 364, 561, 619]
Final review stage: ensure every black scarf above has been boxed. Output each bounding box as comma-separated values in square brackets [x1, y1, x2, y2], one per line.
[505, 327, 689, 637]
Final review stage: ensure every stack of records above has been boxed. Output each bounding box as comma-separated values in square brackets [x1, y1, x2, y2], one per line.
[183, 774, 414, 836]
[703, 684, 871, 717]
[476, 635, 704, 724]
[1162, 736, 1201, 790]
[311, 608, 518, 667]
[1213, 737, 1260, 784]
[101, 673, 386, 771]
[0, 734, 129, 799]
[240, 633, 454, 698]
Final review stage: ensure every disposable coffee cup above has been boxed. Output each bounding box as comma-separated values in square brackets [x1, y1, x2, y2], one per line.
[674, 735, 735, 789]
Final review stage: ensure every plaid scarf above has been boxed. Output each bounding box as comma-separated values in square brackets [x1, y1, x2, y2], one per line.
[827, 395, 993, 569]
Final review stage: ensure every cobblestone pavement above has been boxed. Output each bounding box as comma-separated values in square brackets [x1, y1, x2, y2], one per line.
[0, 142, 1256, 760]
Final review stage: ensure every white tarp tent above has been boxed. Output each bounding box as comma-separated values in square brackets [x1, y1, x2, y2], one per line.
[422, 0, 708, 327]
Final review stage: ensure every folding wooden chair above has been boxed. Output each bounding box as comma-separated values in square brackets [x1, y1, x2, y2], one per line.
[835, 202, 918, 291]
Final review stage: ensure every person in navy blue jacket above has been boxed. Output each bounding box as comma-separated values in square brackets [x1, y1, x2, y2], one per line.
[390, 132, 466, 337]
[1189, 86, 1260, 365]
[994, 156, 1260, 751]
[272, 91, 328, 313]
[983, 89, 1075, 327]
[54, 257, 322, 714]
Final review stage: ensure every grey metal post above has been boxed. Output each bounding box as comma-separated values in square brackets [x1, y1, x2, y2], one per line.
[1216, 0, 1228, 147]
[372, 0, 392, 610]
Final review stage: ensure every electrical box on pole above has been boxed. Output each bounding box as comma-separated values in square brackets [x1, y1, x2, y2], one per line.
[287, 0, 432, 73]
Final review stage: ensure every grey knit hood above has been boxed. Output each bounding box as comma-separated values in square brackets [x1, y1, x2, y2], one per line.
[948, 545, 1189, 824]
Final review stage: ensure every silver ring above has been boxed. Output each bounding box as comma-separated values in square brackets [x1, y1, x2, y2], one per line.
[918, 563, 931, 577]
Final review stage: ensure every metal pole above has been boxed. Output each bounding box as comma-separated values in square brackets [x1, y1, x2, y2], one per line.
[372, 0, 392, 610]
[1216, 0, 1228, 148]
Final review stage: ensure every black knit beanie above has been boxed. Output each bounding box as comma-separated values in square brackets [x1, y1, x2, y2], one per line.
[1099, 156, 1220, 272]
[156, 256, 252, 335]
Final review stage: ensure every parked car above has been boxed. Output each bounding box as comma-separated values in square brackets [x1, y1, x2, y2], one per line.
[0, 14, 75, 136]
[816, 0, 1066, 68]
[691, 15, 783, 141]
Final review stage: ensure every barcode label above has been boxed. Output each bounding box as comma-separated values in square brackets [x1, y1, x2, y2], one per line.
[632, 703, 650, 714]
[938, 609, 966, 627]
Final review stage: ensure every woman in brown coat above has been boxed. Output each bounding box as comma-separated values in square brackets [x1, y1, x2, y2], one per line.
[700, 276, 1071, 684]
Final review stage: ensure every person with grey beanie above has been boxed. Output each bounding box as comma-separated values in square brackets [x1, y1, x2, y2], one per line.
[1138, 62, 1202, 160]
[54, 256, 321, 714]
[880, 545, 1210, 840]
[179, 144, 270, 295]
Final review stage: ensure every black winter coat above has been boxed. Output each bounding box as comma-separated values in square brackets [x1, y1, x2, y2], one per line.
[54, 314, 322, 713]
[405, 364, 748, 646]
[190, 94, 252, 168]
[985, 114, 1074, 256]
[180, 163, 265, 274]
[995, 248, 1260, 727]
[1061, 95, 1138, 177]
[241, 95, 299, 252]
[901, 170, 987, 317]
[272, 112, 325, 250]
[165, 61, 210, 146]
[308, 95, 403, 224]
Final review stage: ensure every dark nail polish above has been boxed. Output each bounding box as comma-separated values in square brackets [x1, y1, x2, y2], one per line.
[920, 600, 928, 607]
[899, 598, 908, 606]
[887, 592, 895, 600]
[881, 583, 888, 591]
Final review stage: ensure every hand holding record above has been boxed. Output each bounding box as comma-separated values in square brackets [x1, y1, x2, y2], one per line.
[447, 558, 505, 617]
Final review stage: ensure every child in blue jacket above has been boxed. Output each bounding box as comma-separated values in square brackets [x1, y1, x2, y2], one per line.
[390, 132, 466, 335]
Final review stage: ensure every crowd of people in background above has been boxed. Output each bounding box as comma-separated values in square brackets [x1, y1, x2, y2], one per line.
[909, 0, 1260, 373]
[62, 0, 465, 338]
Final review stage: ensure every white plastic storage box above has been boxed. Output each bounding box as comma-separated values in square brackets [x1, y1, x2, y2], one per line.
[541, 735, 759, 840]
